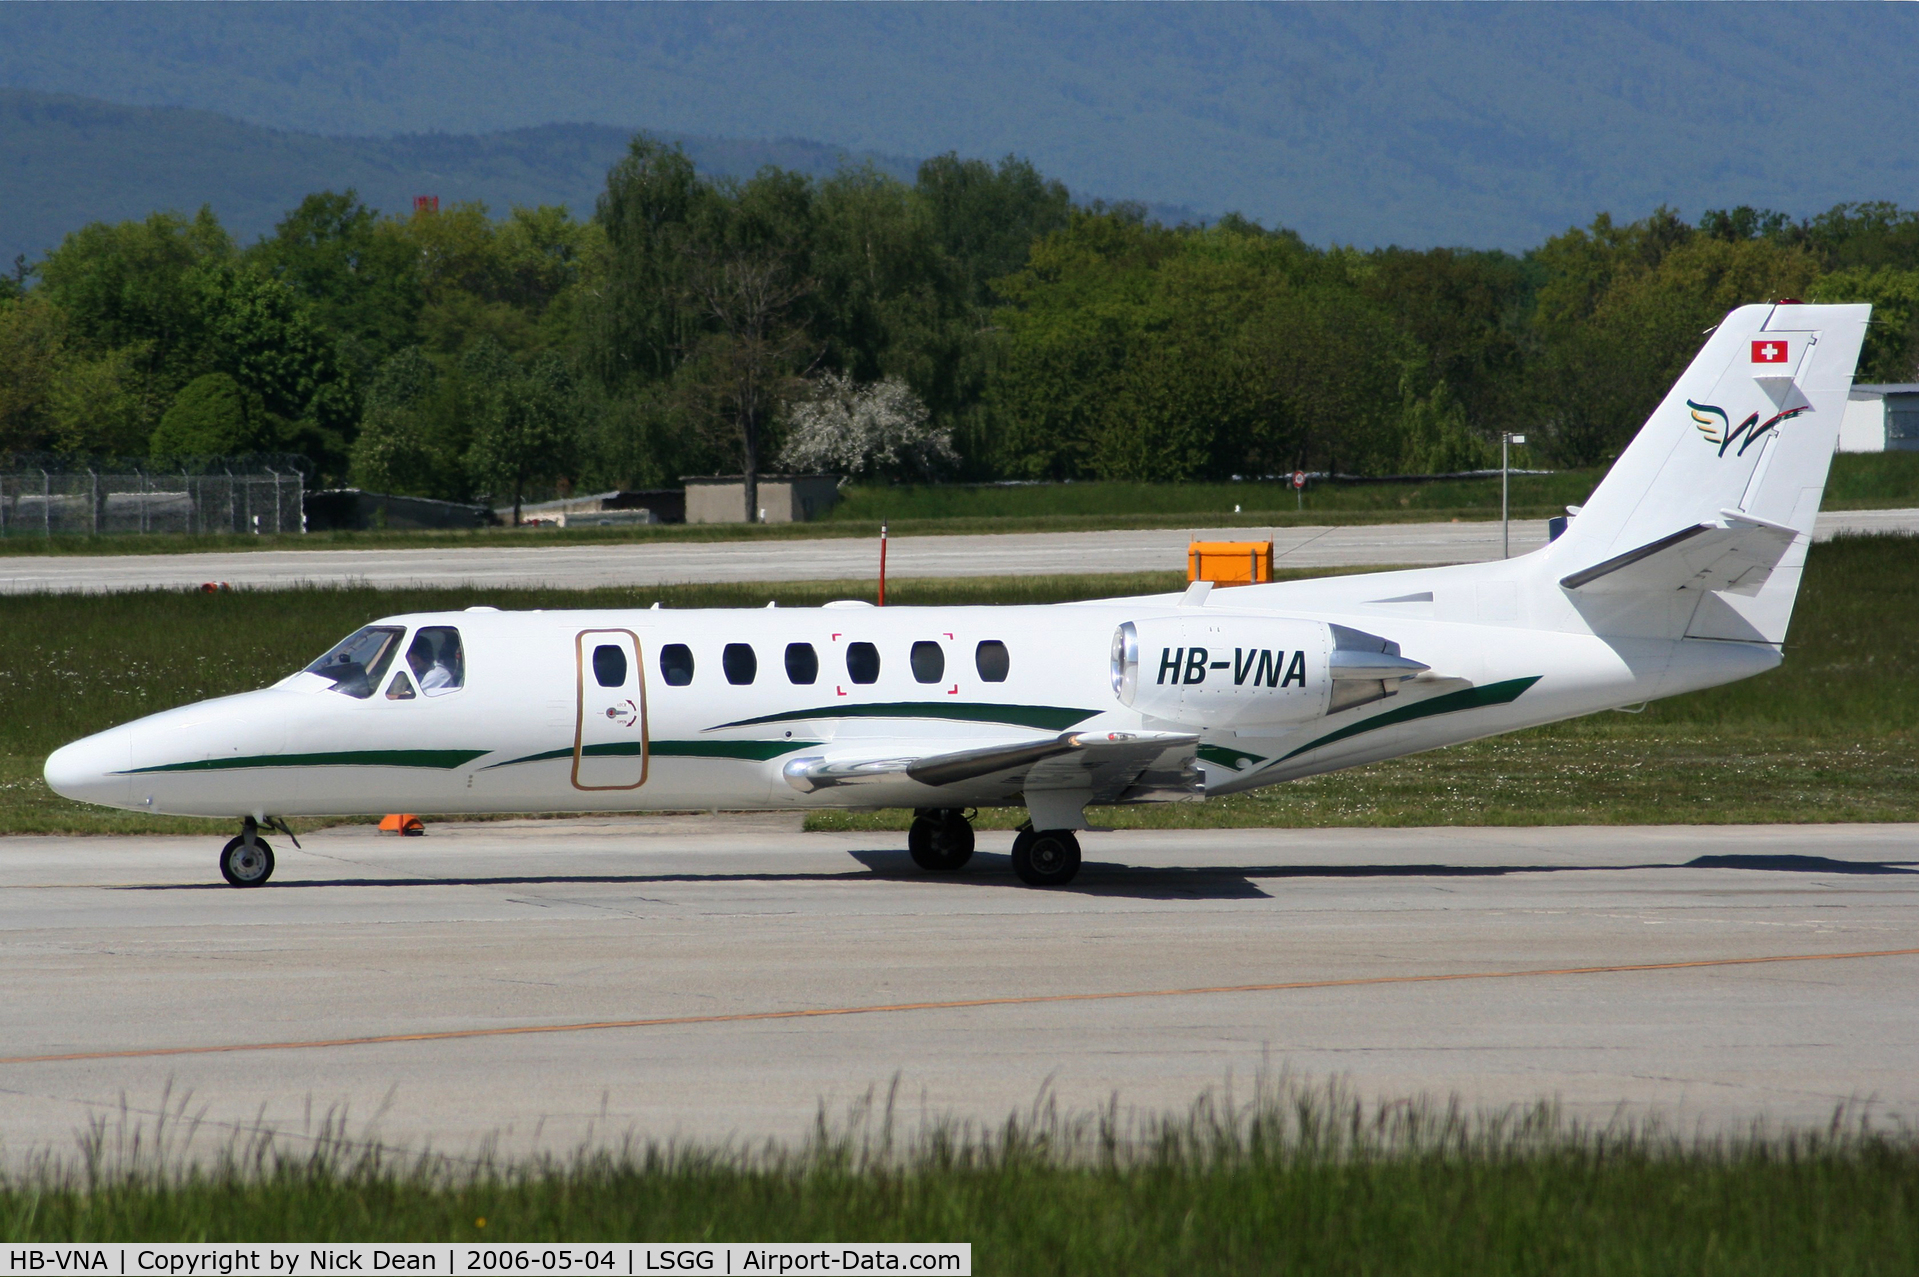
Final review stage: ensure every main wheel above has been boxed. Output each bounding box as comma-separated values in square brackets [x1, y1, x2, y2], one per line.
[219, 835, 275, 887]
[1011, 827, 1081, 886]
[908, 808, 975, 871]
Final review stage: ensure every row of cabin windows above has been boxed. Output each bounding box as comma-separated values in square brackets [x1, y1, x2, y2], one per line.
[627, 639, 1012, 689]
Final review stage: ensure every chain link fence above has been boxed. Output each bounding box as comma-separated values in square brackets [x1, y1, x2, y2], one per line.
[0, 456, 308, 538]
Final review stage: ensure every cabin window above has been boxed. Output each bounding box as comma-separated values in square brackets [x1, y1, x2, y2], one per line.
[306, 626, 404, 699]
[406, 627, 465, 695]
[592, 643, 628, 688]
[785, 642, 819, 685]
[723, 643, 758, 685]
[384, 671, 416, 701]
[660, 643, 695, 687]
[846, 641, 881, 684]
[910, 641, 945, 684]
[976, 640, 1010, 682]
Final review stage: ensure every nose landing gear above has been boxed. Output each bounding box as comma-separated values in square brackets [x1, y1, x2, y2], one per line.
[907, 808, 976, 872]
[219, 816, 295, 887]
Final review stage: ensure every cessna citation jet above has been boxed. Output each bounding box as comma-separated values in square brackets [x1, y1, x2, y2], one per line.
[46, 303, 1868, 888]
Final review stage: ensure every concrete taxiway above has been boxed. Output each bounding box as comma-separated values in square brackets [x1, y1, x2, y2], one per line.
[2, 817, 1916, 1166]
[3, 508, 1914, 595]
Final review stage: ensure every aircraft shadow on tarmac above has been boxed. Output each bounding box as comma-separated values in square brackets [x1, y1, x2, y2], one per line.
[119, 850, 1918, 900]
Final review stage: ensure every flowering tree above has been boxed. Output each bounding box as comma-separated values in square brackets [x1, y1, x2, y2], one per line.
[778, 373, 956, 482]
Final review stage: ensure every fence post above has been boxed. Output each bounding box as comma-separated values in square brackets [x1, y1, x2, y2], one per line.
[140, 468, 149, 535]
[40, 468, 50, 538]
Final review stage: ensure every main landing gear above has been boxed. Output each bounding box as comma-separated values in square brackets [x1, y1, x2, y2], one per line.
[219, 816, 297, 887]
[907, 809, 1083, 886]
[1011, 825, 1082, 887]
[908, 808, 976, 872]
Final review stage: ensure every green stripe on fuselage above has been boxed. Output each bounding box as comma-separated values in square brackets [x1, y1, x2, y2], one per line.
[1277, 676, 1542, 762]
[481, 739, 821, 770]
[123, 749, 488, 774]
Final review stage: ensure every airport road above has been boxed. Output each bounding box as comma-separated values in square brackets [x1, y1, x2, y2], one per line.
[3, 508, 1914, 595]
[2, 817, 1917, 1166]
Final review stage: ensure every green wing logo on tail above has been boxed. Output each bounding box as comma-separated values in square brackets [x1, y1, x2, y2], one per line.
[1687, 400, 1809, 457]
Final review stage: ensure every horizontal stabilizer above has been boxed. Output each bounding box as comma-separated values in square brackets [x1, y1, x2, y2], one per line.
[1559, 512, 1799, 597]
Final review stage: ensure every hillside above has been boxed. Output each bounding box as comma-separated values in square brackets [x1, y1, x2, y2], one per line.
[1, 90, 919, 262]
[3, 4, 1918, 248]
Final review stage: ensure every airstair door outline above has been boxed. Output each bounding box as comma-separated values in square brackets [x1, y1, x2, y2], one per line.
[573, 629, 648, 790]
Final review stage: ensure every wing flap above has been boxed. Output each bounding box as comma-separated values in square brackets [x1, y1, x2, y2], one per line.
[781, 730, 1198, 795]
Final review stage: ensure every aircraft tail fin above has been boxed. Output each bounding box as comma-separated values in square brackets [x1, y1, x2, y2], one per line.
[1542, 302, 1870, 644]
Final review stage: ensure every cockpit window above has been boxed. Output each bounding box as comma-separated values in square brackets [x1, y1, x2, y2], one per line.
[406, 626, 465, 696]
[306, 626, 404, 699]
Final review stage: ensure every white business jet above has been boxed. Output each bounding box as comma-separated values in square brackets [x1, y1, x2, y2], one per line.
[46, 303, 1868, 888]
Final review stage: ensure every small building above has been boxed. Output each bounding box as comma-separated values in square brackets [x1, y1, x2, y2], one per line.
[509, 490, 686, 527]
[1839, 383, 1919, 452]
[303, 489, 496, 532]
[681, 474, 842, 524]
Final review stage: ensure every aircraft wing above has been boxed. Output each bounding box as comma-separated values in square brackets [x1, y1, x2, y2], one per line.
[1559, 511, 1800, 597]
[781, 729, 1200, 803]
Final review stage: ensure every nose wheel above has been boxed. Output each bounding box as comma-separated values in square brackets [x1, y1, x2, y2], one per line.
[908, 808, 975, 871]
[219, 817, 277, 887]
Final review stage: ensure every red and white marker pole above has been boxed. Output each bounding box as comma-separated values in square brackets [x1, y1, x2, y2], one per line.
[878, 521, 888, 607]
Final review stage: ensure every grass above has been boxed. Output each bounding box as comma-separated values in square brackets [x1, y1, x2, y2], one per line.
[1, 453, 1910, 556]
[4, 1080, 1917, 1269]
[2, 538, 1913, 836]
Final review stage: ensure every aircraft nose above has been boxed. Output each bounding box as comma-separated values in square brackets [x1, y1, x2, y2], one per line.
[44, 728, 134, 809]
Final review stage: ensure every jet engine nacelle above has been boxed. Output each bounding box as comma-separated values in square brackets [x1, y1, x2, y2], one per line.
[1111, 616, 1429, 728]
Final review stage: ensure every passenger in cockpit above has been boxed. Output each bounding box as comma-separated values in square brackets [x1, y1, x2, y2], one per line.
[407, 627, 465, 695]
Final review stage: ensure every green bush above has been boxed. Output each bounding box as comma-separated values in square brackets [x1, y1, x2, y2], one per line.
[149, 372, 270, 457]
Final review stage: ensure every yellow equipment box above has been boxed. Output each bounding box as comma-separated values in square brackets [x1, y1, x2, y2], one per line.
[1188, 540, 1274, 586]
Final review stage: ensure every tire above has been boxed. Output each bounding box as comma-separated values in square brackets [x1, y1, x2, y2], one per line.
[1011, 828, 1081, 886]
[220, 835, 275, 887]
[908, 809, 975, 871]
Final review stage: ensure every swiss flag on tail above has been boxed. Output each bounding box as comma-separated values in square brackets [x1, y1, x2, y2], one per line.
[1752, 339, 1790, 364]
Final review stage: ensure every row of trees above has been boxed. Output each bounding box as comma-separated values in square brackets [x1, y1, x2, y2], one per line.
[5, 135, 1919, 517]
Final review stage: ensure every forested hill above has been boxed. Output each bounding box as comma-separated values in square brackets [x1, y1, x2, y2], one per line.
[0, 90, 920, 265]
[3, 3, 1918, 247]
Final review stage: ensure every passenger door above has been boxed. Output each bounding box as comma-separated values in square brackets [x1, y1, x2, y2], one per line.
[573, 629, 647, 790]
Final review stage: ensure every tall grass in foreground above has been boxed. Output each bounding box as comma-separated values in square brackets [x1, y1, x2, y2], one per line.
[4, 1079, 1916, 1271]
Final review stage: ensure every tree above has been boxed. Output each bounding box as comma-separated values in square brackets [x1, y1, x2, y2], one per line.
[464, 342, 580, 525]
[779, 373, 954, 481]
[149, 373, 268, 457]
[1810, 266, 1919, 382]
[592, 137, 713, 387]
[34, 207, 231, 395]
[350, 348, 452, 497]
[677, 169, 818, 521]
[916, 154, 1071, 307]
[251, 191, 421, 364]
[0, 296, 69, 455]
[196, 263, 357, 475]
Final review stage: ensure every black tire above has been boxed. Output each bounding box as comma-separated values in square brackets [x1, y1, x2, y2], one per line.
[1011, 828, 1081, 886]
[220, 835, 275, 887]
[908, 809, 975, 871]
